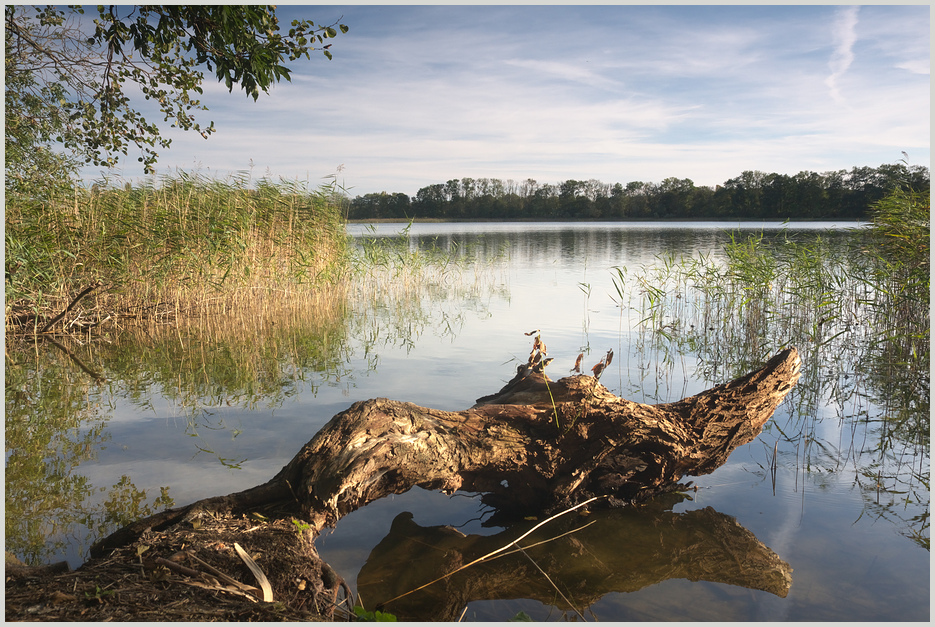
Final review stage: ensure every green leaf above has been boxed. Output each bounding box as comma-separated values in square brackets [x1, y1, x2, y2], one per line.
[353, 606, 397, 622]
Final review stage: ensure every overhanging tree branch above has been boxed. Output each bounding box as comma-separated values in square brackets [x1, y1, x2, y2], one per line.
[5, 5, 348, 179]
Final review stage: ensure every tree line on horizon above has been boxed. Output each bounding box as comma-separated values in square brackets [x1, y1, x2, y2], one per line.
[347, 163, 930, 221]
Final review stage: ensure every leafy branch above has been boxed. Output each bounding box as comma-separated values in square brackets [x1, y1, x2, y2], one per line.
[5, 5, 348, 179]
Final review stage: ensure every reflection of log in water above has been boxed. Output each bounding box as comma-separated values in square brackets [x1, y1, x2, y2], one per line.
[358, 494, 793, 621]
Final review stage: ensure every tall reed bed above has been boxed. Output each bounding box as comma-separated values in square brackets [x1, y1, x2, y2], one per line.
[5, 171, 350, 329]
[615, 187, 928, 546]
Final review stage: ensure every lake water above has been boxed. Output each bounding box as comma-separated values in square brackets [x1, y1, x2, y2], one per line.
[5, 221, 928, 621]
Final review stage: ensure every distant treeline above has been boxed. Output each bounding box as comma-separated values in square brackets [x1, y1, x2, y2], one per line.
[348, 163, 930, 221]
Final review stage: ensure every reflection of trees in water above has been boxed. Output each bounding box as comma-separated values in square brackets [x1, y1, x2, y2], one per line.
[5, 337, 168, 565]
[4, 296, 355, 566]
[358, 492, 791, 621]
[612, 230, 929, 550]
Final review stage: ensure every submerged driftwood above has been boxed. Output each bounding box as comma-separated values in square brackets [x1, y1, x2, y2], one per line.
[84, 341, 800, 616]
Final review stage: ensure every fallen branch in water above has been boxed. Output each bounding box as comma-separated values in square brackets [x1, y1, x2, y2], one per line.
[76, 335, 800, 621]
[92, 339, 801, 556]
[38, 281, 104, 334]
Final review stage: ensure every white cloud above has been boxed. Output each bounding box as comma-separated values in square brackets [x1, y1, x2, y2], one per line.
[83, 6, 929, 195]
[825, 6, 860, 103]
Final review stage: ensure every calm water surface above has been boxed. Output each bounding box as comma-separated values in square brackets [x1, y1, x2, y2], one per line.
[5, 221, 927, 621]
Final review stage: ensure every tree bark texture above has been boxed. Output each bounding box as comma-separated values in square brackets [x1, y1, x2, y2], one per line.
[275, 346, 801, 532]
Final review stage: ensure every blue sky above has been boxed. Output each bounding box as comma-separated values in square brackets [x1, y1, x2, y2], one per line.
[98, 5, 930, 196]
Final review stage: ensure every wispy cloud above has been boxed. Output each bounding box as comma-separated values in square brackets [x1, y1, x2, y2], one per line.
[503, 59, 624, 92]
[825, 6, 860, 103]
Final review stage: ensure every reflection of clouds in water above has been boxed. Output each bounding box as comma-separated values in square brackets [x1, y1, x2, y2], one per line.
[813, 398, 851, 452]
[755, 485, 800, 620]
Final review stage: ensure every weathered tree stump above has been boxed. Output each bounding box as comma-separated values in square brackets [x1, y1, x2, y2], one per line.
[93, 344, 801, 556]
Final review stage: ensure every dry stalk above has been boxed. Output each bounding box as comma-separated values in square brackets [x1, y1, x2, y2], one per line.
[514, 544, 587, 621]
[380, 495, 606, 605]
